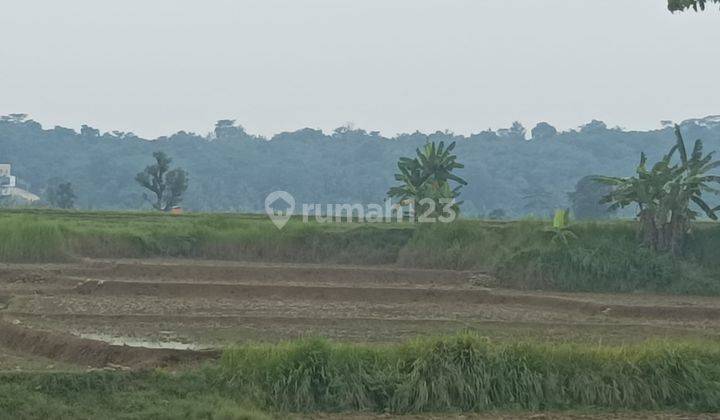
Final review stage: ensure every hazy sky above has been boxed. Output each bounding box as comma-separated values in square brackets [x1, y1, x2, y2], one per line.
[1, 0, 718, 138]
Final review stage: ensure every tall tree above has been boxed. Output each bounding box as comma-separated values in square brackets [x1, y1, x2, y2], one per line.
[135, 151, 189, 211]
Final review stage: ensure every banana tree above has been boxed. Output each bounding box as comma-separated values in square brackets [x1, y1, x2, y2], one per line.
[546, 208, 577, 245]
[415, 141, 467, 187]
[658, 126, 720, 254]
[388, 140, 467, 219]
[387, 157, 426, 206]
[596, 150, 679, 249]
[596, 125, 720, 255]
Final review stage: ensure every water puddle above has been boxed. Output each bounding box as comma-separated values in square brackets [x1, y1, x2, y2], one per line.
[77, 333, 212, 351]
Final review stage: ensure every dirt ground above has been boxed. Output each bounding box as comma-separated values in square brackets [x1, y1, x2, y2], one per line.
[2, 258, 720, 370]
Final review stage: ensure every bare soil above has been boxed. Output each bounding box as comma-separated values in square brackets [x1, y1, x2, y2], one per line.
[2, 259, 720, 371]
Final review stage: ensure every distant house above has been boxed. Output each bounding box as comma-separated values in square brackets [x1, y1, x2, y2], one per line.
[0, 164, 17, 196]
[0, 164, 40, 202]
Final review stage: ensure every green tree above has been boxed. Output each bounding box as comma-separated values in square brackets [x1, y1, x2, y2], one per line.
[388, 140, 467, 218]
[596, 126, 720, 255]
[135, 151, 189, 211]
[46, 181, 76, 209]
[668, 0, 720, 11]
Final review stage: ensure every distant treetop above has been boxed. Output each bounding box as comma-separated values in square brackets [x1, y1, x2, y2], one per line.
[668, 0, 720, 11]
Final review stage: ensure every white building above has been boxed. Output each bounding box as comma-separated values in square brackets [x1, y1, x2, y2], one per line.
[0, 164, 39, 202]
[0, 164, 17, 196]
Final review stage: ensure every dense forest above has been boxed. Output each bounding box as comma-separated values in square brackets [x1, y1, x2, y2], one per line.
[1, 114, 719, 217]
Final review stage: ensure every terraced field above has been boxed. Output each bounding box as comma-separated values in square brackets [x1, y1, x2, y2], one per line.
[2, 259, 720, 370]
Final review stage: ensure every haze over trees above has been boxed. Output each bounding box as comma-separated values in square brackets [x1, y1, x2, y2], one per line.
[568, 176, 615, 220]
[2, 115, 720, 217]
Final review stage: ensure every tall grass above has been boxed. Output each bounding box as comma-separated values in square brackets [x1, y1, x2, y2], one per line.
[221, 333, 720, 413]
[397, 219, 545, 270]
[0, 214, 68, 261]
[400, 220, 720, 294]
[0, 211, 414, 265]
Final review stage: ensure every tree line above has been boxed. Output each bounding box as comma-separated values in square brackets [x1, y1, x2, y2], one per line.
[1, 114, 720, 219]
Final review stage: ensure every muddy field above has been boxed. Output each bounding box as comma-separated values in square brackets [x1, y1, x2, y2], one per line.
[2, 258, 720, 370]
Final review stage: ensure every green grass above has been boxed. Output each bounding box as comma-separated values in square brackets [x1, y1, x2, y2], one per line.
[220, 334, 720, 413]
[0, 210, 415, 265]
[0, 215, 68, 262]
[0, 370, 272, 420]
[1, 209, 719, 294]
[3, 335, 720, 417]
[399, 220, 720, 294]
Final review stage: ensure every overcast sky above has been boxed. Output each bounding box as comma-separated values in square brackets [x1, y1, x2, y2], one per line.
[1, 0, 718, 138]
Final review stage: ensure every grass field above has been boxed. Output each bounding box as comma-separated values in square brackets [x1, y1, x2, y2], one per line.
[1, 209, 720, 418]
